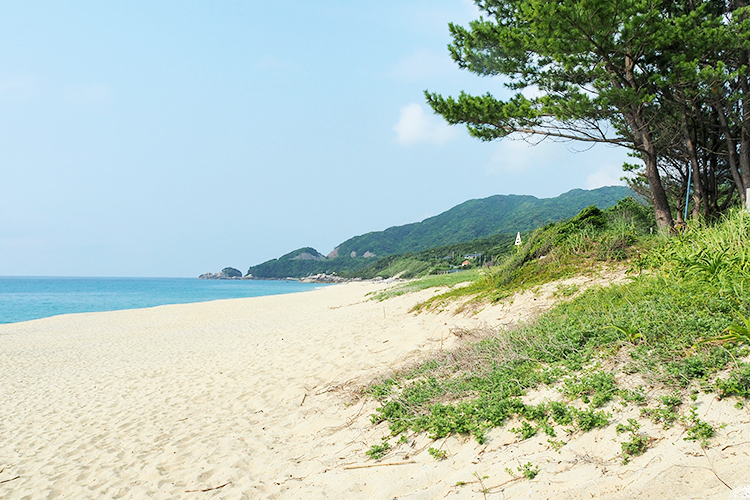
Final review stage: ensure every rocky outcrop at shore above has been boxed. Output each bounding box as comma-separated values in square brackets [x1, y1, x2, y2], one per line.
[198, 267, 247, 280]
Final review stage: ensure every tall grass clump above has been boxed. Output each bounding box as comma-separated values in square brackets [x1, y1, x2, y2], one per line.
[367, 209, 750, 443]
[648, 209, 750, 298]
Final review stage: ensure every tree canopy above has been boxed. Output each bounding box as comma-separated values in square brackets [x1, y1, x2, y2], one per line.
[427, 0, 750, 229]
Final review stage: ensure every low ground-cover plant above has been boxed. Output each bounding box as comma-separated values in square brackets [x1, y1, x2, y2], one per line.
[716, 363, 750, 399]
[616, 418, 649, 464]
[518, 462, 540, 480]
[428, 447, 448, 460]
[619, 386, 647, 405]
[682, 406, 715, 446]
[563, 371, 618, 407]
[640, 392, 682, 429]
[510, 420, 538, 440]
[366, 440, 391, 460]
[366, 209, 750, 448]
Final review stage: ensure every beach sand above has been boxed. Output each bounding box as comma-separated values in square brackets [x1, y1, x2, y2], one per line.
[1, 280, 748, 499]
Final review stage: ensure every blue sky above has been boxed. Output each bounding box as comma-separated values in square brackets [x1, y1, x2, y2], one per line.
[0, 1, 630, 277]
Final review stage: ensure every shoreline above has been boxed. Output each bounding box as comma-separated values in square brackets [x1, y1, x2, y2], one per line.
[1, 280, 749, 499]
[0, 276, 329, 326]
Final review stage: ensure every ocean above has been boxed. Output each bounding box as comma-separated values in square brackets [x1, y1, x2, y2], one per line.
[0, 276, 327, 324]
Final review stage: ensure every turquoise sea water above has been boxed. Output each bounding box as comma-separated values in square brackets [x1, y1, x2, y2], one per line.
[0, 277, 327, 325]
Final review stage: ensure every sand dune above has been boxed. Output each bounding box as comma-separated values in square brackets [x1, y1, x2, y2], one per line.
[1, 280, 748, 499]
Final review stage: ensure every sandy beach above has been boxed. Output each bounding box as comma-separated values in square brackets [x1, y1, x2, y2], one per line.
[1, 280, 749, 499]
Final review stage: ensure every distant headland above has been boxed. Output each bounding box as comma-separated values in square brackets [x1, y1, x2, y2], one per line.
[201, 186, 635, 281]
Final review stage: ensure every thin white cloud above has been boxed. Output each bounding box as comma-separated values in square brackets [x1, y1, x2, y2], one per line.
[487, 140, 630, 183]
[585, 165, 627, 189]
[393, 103, 458, 145]
[486, 139, 559, 173]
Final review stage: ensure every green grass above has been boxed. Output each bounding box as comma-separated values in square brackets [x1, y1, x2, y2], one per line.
[364, 208, 750, 446]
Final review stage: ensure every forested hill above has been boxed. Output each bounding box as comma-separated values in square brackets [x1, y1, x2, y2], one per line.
[332, 186, 632, 258]
[245, 186, 633, 279]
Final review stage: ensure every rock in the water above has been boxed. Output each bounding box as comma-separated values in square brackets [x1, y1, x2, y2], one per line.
[198, 267, 245, 279]
[221, 267, 243, 278]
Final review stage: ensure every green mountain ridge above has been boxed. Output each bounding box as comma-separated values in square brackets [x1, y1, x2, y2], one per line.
[334, 187, 633, 258]
[246, 186, 634, 279]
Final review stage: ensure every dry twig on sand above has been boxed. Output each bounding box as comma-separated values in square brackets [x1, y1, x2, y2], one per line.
[343, 460, 417, 470]
[185, 482, 231, 493]
[701, 445, 732, 491]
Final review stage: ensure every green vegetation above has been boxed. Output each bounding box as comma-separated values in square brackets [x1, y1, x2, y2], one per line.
[336, 186, 631, 257]
[355, 233, 516, 279]
[562, 371, 618, 408]
[427, 1, 750, 229]
[716, 364, 750, 399]
[547, 439, 566, 452]
[641, 393, 682, 429]
[246, 187, 632, 279]
[518, 462, 540, 480]
[697, 312, 750, 348]
[616, 419, 649, 464]
[364, 207, 750, 449]
[410, 197, 655, 311]
[365, 440, 391, 461]
[682, 406, 715, 447]
[510, 420, 538, 440]
[220, 267, 242, 278]
[618, 386, 647, 406]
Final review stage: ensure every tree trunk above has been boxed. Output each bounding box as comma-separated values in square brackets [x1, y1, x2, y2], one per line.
[642, 140, 673, 230]
[716, 102, 746, 204]
[618, 103, 673, 229]
[740, 72, 750, 191]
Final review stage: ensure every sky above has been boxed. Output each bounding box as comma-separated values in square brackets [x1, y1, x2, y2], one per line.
[0, 1, 631, 277]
